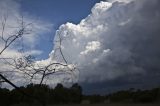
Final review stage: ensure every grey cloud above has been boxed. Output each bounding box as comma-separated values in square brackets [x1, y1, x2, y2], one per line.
[51, 0, 160, 92]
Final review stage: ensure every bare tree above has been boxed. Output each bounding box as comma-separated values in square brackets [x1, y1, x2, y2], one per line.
[0, 13, 48, 105]
[0, 14, 78, 106]
[9, 31, 78, 85]
[0, 14, 30, 84]
[0, 13, 78, 88]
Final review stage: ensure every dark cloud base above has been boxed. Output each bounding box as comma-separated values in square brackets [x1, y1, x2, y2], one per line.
[81, 74, 160, 94]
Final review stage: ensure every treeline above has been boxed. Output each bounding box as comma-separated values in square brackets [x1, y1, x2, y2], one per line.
[0, 84, 160, 106]
[0, 83, 82, 106]
[108, 88, 160, 103]
[83, 88, 160, 104]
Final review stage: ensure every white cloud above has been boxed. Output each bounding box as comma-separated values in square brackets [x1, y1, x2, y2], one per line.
[51, 0, 122, 83]
[50, 0, 157, 84]
[92, 1, 112, 16]
[0, 0, 53, 87]
[0, 0, 53, 50]
[80, 41, 101, 55]
[108, 0, 134, 3]
[1, 0, 160, 88]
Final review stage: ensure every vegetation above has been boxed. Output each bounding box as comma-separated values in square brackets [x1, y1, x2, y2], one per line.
[0, 83, 160, 106]
[85, 88, 160, 104]
[0, 83, 82, 106]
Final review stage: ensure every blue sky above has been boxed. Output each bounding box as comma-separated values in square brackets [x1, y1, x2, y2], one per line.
[20, 0, 102, 59]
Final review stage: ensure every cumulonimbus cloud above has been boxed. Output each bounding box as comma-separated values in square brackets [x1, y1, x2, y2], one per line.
[50, 0, 160, 85]
[1, 0, 160, 90]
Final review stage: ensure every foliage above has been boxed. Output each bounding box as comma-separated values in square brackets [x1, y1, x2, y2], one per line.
[0, 84, 160, 105]
[0, 83, 82, 106]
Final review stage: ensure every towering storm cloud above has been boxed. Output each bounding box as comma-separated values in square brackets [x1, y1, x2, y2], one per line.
[51, 0, 160, 88]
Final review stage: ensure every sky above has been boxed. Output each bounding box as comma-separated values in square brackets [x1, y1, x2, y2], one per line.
[0, 0, 160, 94]
[20, 0, 103, 59]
